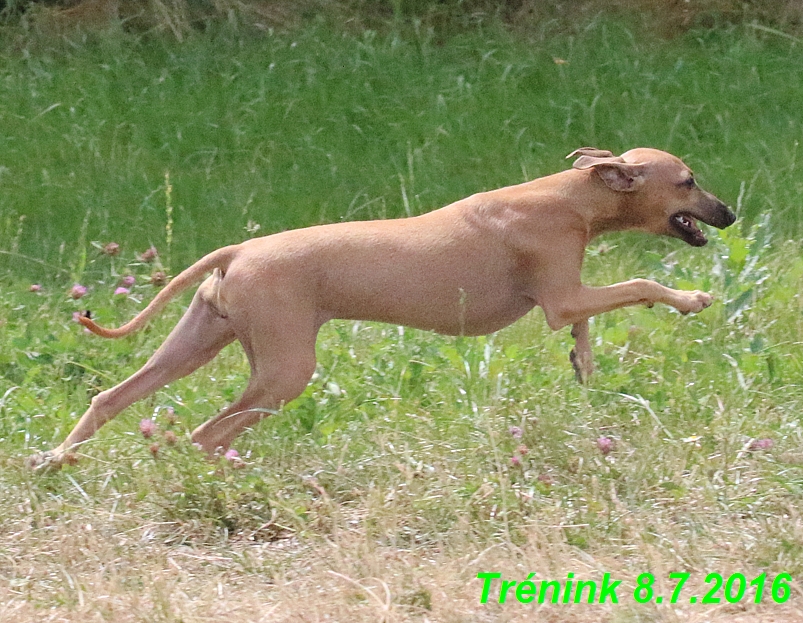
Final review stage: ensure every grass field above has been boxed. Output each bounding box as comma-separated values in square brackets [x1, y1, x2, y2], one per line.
[2, 15, 803, 622]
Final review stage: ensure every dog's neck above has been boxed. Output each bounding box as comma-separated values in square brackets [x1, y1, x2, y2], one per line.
[571, 173, 646, 240]
[587, 204, 645, 239]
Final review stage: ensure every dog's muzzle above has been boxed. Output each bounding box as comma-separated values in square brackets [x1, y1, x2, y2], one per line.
[670, 194, 735, 247]
[699, 195, 737, 229]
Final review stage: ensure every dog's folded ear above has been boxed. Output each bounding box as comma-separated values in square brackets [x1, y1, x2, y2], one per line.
[566, 147, 616, 160]
[570, 151, 646, 193]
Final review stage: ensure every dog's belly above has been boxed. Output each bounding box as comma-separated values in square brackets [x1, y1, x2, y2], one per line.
[435, 294, 536, 336]
[331, 282, 536, 336]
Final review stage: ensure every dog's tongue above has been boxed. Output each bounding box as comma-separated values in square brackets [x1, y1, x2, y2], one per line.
[673, 213, 707, 245]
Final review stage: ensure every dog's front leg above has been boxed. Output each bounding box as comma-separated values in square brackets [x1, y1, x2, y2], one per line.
[541, 278, 713, 332]
[570, 320, 593, 384]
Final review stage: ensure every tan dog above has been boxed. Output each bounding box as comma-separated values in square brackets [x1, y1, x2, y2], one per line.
[29, 147, 734, 470]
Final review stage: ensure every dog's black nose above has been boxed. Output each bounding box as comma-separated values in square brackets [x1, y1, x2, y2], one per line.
[720, 205, 737, 228]
[707, 195, 736, 229]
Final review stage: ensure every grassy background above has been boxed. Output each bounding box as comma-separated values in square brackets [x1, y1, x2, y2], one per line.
[2, 13, 803, 623]
[2, 19, 803, 278]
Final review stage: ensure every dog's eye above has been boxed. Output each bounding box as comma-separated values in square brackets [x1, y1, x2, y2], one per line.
[681, 176, 696, 189]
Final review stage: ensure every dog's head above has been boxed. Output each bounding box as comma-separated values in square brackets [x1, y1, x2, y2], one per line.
[568, 147, 736, 246]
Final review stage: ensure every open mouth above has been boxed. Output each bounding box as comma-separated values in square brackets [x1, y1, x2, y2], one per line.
[670, 213, 707, 246]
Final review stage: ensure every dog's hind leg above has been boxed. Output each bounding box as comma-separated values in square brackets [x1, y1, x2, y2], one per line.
[190, 301, 321, 455]
[29, 284, 236, 470]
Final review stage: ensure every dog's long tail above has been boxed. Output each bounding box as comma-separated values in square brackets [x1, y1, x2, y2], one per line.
[78, 245, 240, 339]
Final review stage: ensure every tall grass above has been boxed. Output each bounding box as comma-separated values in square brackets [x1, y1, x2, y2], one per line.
[1, 19, 803, 281]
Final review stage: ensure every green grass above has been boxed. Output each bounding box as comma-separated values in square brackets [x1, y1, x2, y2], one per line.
[2, 19, 803, 277]
[2, 18, 803, 622]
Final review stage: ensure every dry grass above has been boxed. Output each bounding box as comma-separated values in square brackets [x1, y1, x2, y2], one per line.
[3, 491, 803, 622]
[16, 0, 322, 37]
[13, 0, 803, 38]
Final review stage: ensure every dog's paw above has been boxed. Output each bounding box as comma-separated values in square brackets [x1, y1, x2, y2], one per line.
[27, 451, 58, 472]
[570, 347, 594, 384]
[26, 450, 78, 472]
[677, 290, 713, 315]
